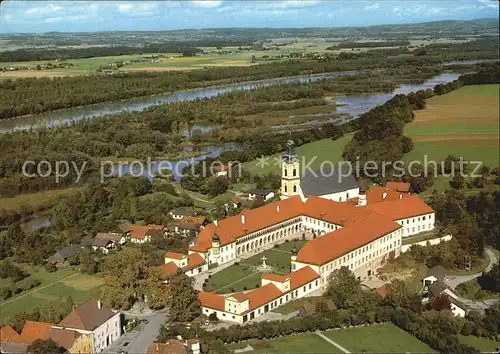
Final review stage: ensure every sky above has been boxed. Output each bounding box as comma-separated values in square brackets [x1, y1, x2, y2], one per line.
[0, 0, 498, 33]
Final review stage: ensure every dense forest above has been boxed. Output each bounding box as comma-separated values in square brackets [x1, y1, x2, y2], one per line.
[0, 40, 255, 62]
[1, 39, 498, 119]
[328, 41, 410, 49]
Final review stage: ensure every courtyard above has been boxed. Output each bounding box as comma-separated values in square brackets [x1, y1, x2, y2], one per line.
[204, 239, 307, 294]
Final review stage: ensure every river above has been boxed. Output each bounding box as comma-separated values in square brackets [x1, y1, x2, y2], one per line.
[0, 71, 356, 132]
[14, 71, 464, 232]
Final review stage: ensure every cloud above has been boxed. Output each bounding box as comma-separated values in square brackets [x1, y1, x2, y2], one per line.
[276, 0, 320, 8]
[364, 2, 379, 11]
[191, 0, 223, 8]
[476, 0, 499, 9]
[392, 7, 401, 13]
[45, 14, 92, 23]
[25, 4, 63, 15]
[428, 7, 442, 14]
[117, 3, 134, 13]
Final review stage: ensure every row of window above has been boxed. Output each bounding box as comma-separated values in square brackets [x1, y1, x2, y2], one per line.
[405, 224, 432, 234]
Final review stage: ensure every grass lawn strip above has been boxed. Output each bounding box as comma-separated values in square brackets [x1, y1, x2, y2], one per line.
[323, 323, 434, 353]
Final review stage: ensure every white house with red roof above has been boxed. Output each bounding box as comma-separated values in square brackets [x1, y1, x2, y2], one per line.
[158, 251, 208, 281]
[198, 266, 320, 324]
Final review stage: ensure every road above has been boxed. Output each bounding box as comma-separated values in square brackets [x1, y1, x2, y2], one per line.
[104, 311, 168, 354]
[445, 248, 498, 290]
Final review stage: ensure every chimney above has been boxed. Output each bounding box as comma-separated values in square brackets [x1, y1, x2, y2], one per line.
[399, 194, 403, 199]
[276, 205, 280, 212]
[214, 220, 218, 226]
[358, 193, 367, 207]
[241, 214, 245, 224]
[156, 344, 159, 351]
[382, 192, 387, 200]
[97, 300, 102, 309]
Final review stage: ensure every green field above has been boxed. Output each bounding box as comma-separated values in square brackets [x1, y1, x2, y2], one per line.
[324, 324, 434, 353]
[404, 84, 499, 168]
[205, 240, 307, 293]
[458, 335, 499, 352]
[226, 324, 433, 353]
[0, 272, 104, 325]
[226, 333, 341, 353]
[243, 133, 354, 176]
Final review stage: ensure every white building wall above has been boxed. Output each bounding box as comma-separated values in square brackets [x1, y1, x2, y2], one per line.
[397, 213, 435, 237]
[292, 228, 402, 290]
[201, 276, 321, 324]
[92, 312, 122, 353]
[450, 303, 467, 317]
[318, 187, 360, 203]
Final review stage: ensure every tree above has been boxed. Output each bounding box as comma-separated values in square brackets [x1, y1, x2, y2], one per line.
[167, 274, 200, 322]
[431, 294, 452, 311]
[324, 267, 361, 309]
[384, 279, 410, 308]
[27, 339, 61, 354]
[450, 175, 465, 190]
[207, 177, 229, 197]
[100, 248, 156, 309]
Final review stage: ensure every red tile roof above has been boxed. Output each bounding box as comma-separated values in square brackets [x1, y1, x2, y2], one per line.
[184, 253, 206, 271]
[58, 299, 116, 331]
[20, 321, 54, 343]
[289, 266, 320, 290]
[246, 283, 283, 311]
[376, 285, 388, 298]
[127, 224, 163, 240]
[296, 213, 401, 266]
[147, 340, 188, 354]
[365, 194, 434, 220]
[164, 252, 184, 260]
[262, 273, 289, 283]
[157, 262, 179, 278]
[366, 186, 404, 204]
[198, 291, 226, 312]
[47, 328, 82, 350]
[0, 326, 21, 343]
[199, 266, 320, 313]
[386, 182, 411, 193]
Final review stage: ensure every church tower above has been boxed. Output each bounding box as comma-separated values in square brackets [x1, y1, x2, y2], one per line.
[280, 140, 301, 199]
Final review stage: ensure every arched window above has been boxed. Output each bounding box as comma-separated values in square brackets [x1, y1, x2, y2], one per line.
[284, 169, 288, 177]
[346, 192, 349, 199]
[293, 168, 297, 177]
[293, 185, 297, 193]
[284, 185, 288, 193]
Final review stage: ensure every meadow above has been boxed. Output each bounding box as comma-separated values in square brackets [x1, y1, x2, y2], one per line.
[0, 270, 104, 325]
[226, 324, 434, 353]
[323, 323, 435, 352]
[403, 84, 499, 168]
[243, 133, 355, 176]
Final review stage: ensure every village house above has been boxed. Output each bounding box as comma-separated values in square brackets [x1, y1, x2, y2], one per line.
[0, 320, 93, 354]
[169, 208, 198, 220]
[158, 251, 208, 281]
[248, 189, 275, 201]
[91, 232, 126, 254]
[224, 195, 243, 212]
[124, 224, 165, 244]
[174, 216, 208, 237]
[147, 338, 200, 354]
[49, 245, 85, 266]
[213, 164, 231, 177]
[53, 299, 122, 353]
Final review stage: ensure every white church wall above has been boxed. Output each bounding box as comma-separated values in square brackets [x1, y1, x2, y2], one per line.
[318, 187, 360, 203]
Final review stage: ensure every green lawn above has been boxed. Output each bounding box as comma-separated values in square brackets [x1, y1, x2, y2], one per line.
[458, 335, 499, 352]
[323, 324, 434, 353]
[402, 231, 439, 245]
[243, 134, 354, 176]
[0, 272, 104, 325]
[205, 240, 307, 293]
[455, 278, 497, 300]
[226, 333, 341, 353]
[0, 264, 76, 294]
[204, 264, 257, 293]
[272, 296, 323, 315]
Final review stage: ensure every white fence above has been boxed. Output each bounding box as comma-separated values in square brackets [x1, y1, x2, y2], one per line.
[401, 234, 452, 253]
